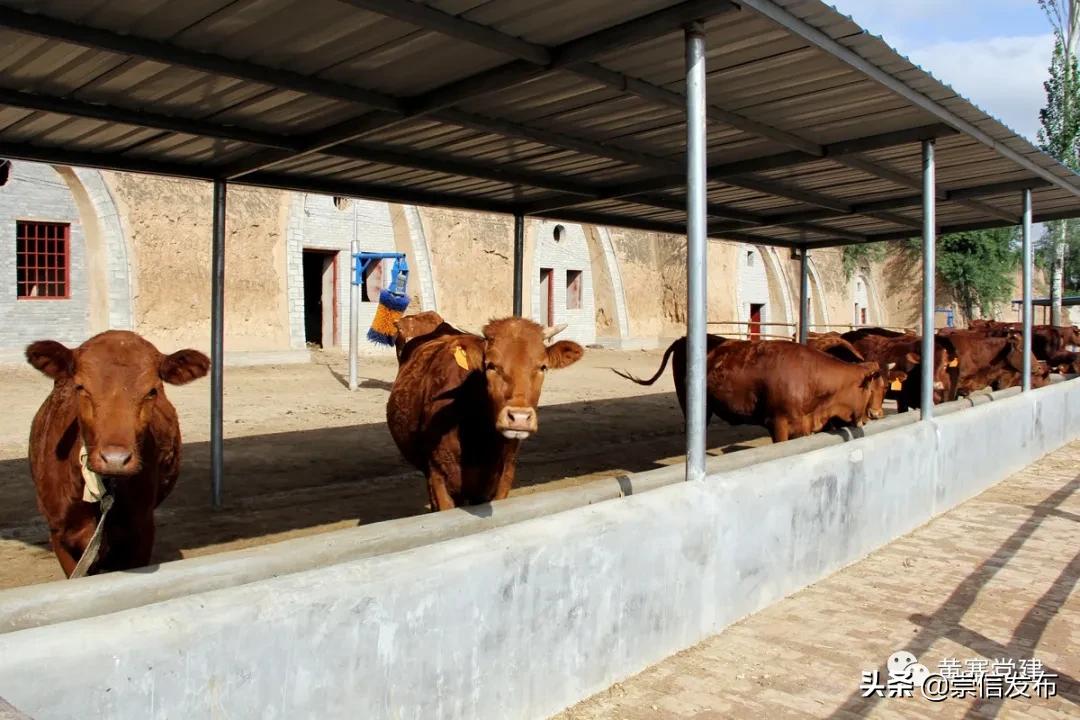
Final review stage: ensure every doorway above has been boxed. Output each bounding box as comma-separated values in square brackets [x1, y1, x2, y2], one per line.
[749, 303, 764, 340]
[303, 250, 338, 348]
[539, 267, 554, 326]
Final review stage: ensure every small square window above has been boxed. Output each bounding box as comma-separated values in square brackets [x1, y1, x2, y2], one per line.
[16, 221, 70, 299]
[566, 269, 583, 310]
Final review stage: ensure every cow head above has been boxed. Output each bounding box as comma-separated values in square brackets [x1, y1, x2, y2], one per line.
[459, 318, 583, 440]
[394, 311, 448, 361]
[26, 331, 209, 476]
[857, 361, 889, 421]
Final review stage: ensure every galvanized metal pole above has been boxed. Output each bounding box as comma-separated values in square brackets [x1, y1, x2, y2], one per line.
[210, 180, 226, 508]
[348, 233, 359, 391]
[1022, 188, 1033, 391]
[798, 248, 810, 344]
[513, 213, 525, 317]
[920, 140, 936, 419]
[685, 21, 708, 481]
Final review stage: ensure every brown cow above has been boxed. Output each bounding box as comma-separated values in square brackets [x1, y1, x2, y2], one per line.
[387, 317, 583, 510]
[393, 311, 463, 364]
[968, 320, 1080, 359]
[26, 331, 209, 577]
[616, 339, 887, 442]
[808, 334, 866, 364]
[847, 333, 957, 411]
[1047, 350, 1080, 374]
[947, 330, 1049, 395]
[708, 341, 889, 442]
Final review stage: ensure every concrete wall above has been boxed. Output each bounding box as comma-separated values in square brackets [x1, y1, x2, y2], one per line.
[0, 379, 1076, 720]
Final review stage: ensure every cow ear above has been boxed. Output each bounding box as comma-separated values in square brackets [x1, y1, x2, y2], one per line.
[860, 365, 881, 388]
[547, 341, 584, 370]
[26, 340, 74, 380]
[160, 349, 210, 385]
[905, 352, 920, 368]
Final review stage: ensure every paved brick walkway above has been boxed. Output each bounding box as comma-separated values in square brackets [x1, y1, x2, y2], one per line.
[555, 441, 1080, 719]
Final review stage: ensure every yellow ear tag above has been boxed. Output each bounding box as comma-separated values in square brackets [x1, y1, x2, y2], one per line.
[890, 379, 903, 391]
[453, 345, 469, 370]
[948, 358, 959, 367]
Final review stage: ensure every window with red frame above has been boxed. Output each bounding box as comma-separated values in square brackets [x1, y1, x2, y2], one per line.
[16, 221, 70, 299]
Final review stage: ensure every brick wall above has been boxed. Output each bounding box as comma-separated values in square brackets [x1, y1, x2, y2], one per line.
[531, 220, 596, 345]
[286, 194, 398, 355]
[0, 162, 88, 349]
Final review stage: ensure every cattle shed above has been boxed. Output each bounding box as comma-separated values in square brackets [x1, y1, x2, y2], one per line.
[1, 2, 1080, 717]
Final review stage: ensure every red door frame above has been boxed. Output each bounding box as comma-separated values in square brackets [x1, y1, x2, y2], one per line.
[749, 303, 763, 340]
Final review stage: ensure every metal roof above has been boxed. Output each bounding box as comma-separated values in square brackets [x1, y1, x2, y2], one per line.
[1, 0, 1078, 248]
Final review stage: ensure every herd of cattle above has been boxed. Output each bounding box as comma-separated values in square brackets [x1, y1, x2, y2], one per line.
[19, 315, 1079, 579]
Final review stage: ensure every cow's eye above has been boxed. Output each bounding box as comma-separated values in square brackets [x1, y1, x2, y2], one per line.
[146, 388, 158, 399]
[484, 362, 496, 372]
[74, 384, 84, 392]
[539, 364, 548, 373]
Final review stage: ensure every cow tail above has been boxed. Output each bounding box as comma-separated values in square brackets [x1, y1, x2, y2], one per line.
[611, 339, 680, 386]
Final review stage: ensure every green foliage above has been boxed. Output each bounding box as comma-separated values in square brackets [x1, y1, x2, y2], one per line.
[1039, 37, 1080, 169]
[841, 242, 887, 278]
[936, 228, 1020, 319]
[1037, 219, 1080, 292]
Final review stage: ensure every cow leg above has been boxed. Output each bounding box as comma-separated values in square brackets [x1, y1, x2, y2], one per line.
[102, 514, 155, 571]
[770, 418, 791, 443]
[427, 468, 457, 512]
[53, 517, 100, 577]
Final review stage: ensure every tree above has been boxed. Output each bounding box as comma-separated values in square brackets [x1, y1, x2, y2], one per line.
[841, 242, 887, 278]
[1037, 1, 1080, 324]
[936, 228, 1020, 320]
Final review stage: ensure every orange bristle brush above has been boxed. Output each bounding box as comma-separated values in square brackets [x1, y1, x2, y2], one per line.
[368, 256, 410, 346]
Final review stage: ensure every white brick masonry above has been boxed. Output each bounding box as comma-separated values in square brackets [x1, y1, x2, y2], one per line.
[285, 194, 398, 355]
[736, 244, 770, 329]
[73, 168, 132, 332]
[0, 162, 88, 349]
[530, 220, 596, 346]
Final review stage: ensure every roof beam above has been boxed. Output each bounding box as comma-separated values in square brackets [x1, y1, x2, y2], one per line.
[0, 87, 299, 151]
[0, 7, 404, 114]
[0, 141, 216, 181]
[519, 123, 956, 214]
[337, 1, 552, 66]
[835, 154, 1019, 223]
[221, 1, 741, 178]
[739, 0, 1080, 200]
[0, 86, 856, 233]
[802, 207, 1075, 249]
[568, 62, 823, 156]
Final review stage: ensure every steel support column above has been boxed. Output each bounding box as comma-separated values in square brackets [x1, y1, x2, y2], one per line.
[348, 230, 360, 392]
[684, 22, 708, 481]
[513, 213, 525, 316]
[798, 247, 810, 344]
[1022, 188, 1034, 391]
[920, 140, 936, 419]
[210, 180, 226, 508]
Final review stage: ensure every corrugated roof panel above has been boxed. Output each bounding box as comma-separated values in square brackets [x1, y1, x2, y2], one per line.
[0, 0, 1078, 243]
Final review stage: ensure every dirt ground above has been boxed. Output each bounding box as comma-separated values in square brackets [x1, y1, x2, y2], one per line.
[0, 346, 773, 589]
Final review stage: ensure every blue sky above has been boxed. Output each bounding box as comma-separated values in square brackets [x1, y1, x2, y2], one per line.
[828, 0, 1054, 141]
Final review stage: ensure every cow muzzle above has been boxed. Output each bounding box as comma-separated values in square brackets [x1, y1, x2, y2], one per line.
[496, 406, 538, 440]
[91, 445, 140, 476]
